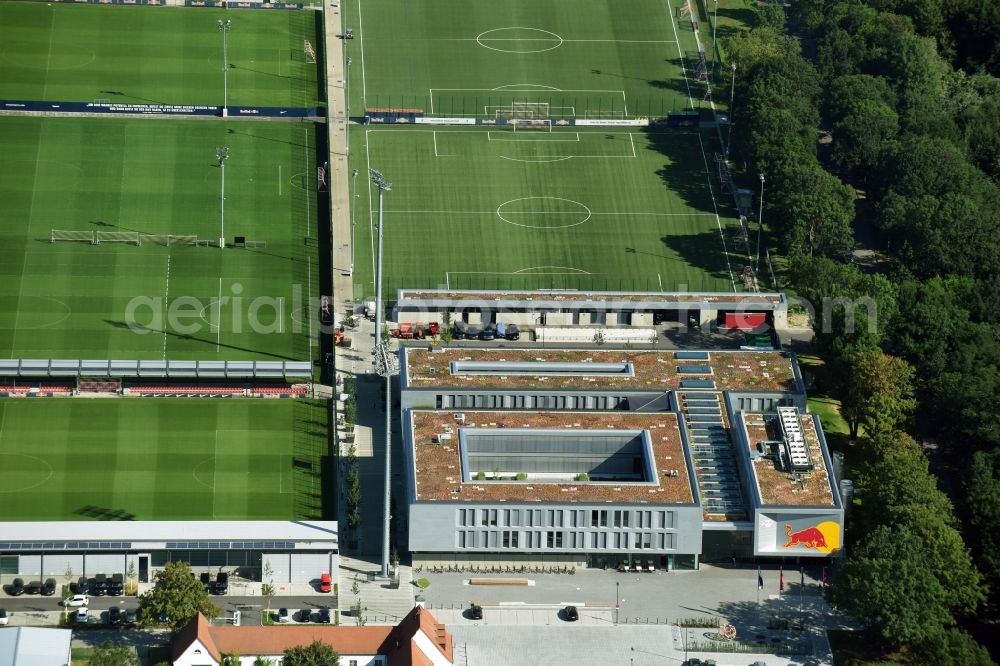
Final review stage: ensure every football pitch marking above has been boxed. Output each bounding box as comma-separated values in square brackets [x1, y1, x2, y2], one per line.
[429, 88, 628, 116]
[476, 27, 563, 54]
[664, 0, 735, 292]
[486, 132, 581, 142]
[357, 0, 368, 105]
[496, 196, 592, 229]
[0, 453, 54, 494]
[193, 457, 215, 491]
[446, 267, 594, 290]
[162, 254, 171, 360]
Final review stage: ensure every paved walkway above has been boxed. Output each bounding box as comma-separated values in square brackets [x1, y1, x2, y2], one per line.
[323, 0, 355, 310]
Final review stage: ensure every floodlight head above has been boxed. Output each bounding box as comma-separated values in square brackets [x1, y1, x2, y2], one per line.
[369, 168, 392, 192]
[347, 57, 353, 66]
[216, 146, 230, 163]
[353, 169, 359, 177]
[759, 173, 765, 183]
[218, 19, 231, 31]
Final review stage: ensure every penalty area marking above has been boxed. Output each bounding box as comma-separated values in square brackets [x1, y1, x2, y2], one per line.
[446, 267, 594, 290]
[429, 88, 627, 115]
[487, 132, 581, 142]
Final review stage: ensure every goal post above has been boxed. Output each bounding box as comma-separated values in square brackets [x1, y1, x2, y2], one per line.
[95, 231, 140, 245]
[510, 119, 553, 132]
[51, 230, 97, 244]
[304, 39, 317, 63]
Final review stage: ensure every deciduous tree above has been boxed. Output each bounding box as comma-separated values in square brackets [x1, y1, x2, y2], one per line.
[137, 561, 220, 630]
[283, 641, 340, 666]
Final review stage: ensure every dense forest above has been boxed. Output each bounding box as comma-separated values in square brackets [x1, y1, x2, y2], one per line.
[721, 0, 1000, 662]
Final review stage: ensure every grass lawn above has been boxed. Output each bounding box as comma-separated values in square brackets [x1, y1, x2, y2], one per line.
[344, 0, 709, 117]
[350, 125, 740, 295]
[0, 3, 322, 107]
[0, 399, 328, 522]
[0, 116, 320, 361]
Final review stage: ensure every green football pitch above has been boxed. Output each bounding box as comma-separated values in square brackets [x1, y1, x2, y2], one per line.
[0, 399, 329, 521]
[0, 116, 320, 361]
[351, 126, 738, 294]
[343, 0, 707, 118]
[0, 3, 323, 107]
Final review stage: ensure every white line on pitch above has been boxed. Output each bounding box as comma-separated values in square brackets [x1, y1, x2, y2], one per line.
[216, 277, 223, 352]
[383, 210, 717, 216]
[307, 255, 313, 349]
[696, 132, 737, 292]
[357, 0, 368, 106]
[658, 273, 663, 291]
[629, 132, 636, 157]
[162, 254, 171, 360]
[666, 0, 695, 108]
[365, 130, 376, 290]
[278, 164, 282, 195]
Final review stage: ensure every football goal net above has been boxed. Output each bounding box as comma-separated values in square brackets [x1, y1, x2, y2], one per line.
[50, 230, 213, 247]
[491, 102, 551, 120]
[51, 230, 96, 244]
[509, 119, 553, 132]
[304, 40, 317, 63]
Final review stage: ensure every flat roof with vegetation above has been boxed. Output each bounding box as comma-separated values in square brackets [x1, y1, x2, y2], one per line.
[408, 410, 695, 504]
[404, 348, 798, 392]
[740, 412, 835, 507]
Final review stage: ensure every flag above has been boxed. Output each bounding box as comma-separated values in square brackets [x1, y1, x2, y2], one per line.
[757, 567, 763, 590]
[779, 566, 785, 592]
[822, 566, 828, 588]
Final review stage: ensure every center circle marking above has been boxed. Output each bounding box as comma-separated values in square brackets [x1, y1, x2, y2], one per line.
[0, 454, 54, 493]
[496, 197, 592, 229]
[476, 27, 564, 54]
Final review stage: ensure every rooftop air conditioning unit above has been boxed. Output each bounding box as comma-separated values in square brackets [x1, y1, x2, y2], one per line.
[454, 413, 466, 423]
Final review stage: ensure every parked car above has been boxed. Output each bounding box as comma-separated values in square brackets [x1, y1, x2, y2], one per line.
[75, 577, 89, 595]
[75, 607, 90, 624]
[297, 609, 312, 623]
[64, 594, 89, 607]
[91, 574, 108, 596]
[24, 581, 42, 595]
[108, 607, 122, 625]
[125, 608, 138, 625]
[212, 572, 228, 595]
[277, 608, 290, 624]
[319, 572, 332, 593]
[468, 604, 483, 620]
[564, 605, 579, 621]
[318, 608, 331, 624]
[108, 574, 124, 596]
[479, 326, 496, 341]
[42, 578, 57, 596]
[0, 609, 9, 626]
[9, 578, 24, 596]
[200, 572, 212, 592]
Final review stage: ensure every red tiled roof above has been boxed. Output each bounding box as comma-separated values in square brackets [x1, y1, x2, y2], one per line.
[381, 607, 453, 666]
[173, 607, 453, 665]
[172, 613, 221, 663]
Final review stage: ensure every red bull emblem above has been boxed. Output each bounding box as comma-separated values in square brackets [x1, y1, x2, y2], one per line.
[783, 521, 840, 554]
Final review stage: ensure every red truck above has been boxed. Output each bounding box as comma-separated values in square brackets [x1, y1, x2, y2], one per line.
[389, 322, 440, 339]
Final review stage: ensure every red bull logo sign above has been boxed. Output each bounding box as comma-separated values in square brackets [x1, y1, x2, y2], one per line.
[783, 521, 840, 554]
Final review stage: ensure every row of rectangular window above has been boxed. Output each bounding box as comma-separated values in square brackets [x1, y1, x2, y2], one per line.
[456, 530, 675, 550]
[437, 394, 628, 410]
[458, 508, 674, 529]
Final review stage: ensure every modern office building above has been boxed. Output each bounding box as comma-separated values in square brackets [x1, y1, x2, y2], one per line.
[399, 347, 843, 568]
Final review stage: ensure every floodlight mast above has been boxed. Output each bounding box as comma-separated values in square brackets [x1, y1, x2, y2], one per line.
[370, 168, 394, 579]
[216, 147, 230, 249]
[756, 173, 765, 274]
[218, 20, 231, 118]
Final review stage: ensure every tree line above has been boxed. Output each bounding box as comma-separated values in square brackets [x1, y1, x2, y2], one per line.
[722, 0, 1000, 661]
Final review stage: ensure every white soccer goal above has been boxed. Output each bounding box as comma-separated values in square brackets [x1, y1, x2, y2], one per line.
[139, 234, 199, 247]
[51, 230, 96, 244]
[510, 119, 553, 132]
[304, 40, 317, 63]
[95, 231, 140, 245]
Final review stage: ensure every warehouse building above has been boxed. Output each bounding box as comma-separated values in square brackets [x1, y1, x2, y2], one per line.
[0, 521, 338, 585]
[399, 347, 843, 568]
